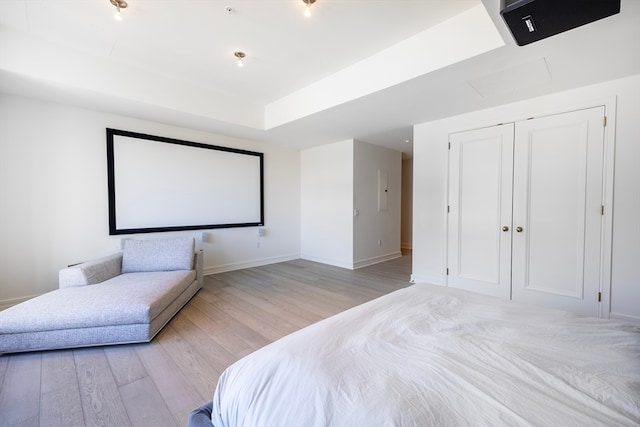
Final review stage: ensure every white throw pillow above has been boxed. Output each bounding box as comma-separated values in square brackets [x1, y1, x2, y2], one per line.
[122, 237, 195, 273]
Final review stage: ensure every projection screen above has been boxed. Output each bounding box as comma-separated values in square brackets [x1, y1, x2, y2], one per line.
[106, 128, 264, 235]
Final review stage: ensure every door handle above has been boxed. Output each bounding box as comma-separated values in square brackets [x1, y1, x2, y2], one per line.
[516, 226, 523, 232]
[502, 226, 509, 232]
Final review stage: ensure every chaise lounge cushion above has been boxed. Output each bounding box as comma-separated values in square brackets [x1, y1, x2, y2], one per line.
[122, 237, 195, 273]
[0, 270, 196, 335]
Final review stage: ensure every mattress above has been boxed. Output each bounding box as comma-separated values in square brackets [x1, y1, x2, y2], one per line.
[209, 283, 640, 427]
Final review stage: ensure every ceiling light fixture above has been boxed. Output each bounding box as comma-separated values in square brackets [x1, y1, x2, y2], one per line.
[303, 0, 316, 17]
[234, 51, 246, 68]
[110, 0, 127, 21]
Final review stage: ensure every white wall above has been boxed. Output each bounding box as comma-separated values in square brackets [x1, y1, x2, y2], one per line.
[0, 94, 301, 307]
[300, 140, 354, 268]
[412, 74, 640, 322]
[608, 76, 640, 323]
[300, 139, 402, 269]
[401, 158, 413, 251]
[353, 141, 402, 267]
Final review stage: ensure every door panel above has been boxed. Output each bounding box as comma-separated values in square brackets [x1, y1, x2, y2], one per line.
[512, 107, 605, 316]
[448, 124, 514, 299]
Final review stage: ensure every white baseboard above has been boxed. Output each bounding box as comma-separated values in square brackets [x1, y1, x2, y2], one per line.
[0, 294, 42, 311]
[204, 253, 300, 275]
[410, 274, 443, 285]
[609, 311, 640, 325]
[301, 251, 403, 270]
[353, 252, 402, 269]
[299, 254, 353, 270]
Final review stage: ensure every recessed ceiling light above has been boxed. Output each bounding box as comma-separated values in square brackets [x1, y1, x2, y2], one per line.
[234, 51, 246, 67]
[109, 0, 127, 21]
[303, 0, 316, 17]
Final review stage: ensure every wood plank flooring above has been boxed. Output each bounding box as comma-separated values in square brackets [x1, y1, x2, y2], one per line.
[0, 254, 411, 427]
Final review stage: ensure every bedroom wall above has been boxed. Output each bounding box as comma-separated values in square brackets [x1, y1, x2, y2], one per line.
[401, 158, 413, 251]
[412, 74, 640, 322]
[0, 93, 301, 307]
[300, 139, 402, 269]
[353, 140, 402, 267]
[300, 140, 354, 268]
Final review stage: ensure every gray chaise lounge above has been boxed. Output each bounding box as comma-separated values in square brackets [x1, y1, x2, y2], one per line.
[0, 237, 203, 354]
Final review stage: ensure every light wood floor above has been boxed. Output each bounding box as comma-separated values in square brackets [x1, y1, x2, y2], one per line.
[0, 254, 412, 427]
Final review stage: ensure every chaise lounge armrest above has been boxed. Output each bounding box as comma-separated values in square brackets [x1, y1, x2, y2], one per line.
[59, 253, 123, 288]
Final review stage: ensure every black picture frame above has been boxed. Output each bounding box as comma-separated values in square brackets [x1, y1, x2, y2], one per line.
[106, 128, 264, 235]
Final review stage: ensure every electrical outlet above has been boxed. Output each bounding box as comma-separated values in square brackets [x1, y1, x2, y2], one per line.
[377, 239, 382, 246]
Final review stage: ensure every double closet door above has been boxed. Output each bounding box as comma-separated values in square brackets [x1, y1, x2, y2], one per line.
[447, 107, 606, 316]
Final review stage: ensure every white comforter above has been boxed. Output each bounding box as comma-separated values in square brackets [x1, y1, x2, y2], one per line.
[211, 284, 640, 427]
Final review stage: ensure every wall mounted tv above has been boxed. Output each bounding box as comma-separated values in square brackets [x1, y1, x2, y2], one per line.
[106, 128, 264, 235]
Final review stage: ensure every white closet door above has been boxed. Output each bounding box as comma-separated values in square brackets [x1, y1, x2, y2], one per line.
[512, 107, 605, 316]
[448, 124, 514, 299]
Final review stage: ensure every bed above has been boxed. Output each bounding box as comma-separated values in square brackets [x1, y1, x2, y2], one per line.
[190, 283, 640, 427]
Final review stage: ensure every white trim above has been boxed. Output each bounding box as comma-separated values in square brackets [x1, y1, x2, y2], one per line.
[204, 253, 299, 275]
[443, 129, 451, 287]
[410, 274, 445, 285]
[609, 312, 640, 325]
[599, 96, 617, 320]
[353, 252, 402, 270]
[300, 254, 353, 270]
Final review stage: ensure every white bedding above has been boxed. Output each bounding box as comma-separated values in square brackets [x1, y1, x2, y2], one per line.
[210, 284, 640, 427]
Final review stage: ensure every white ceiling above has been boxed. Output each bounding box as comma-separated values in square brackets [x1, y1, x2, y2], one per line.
[1, 0, 638, 157]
